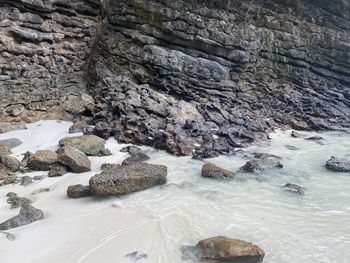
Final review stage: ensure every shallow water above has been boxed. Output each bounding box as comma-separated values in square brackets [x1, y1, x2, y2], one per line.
[0, 120, 349, 263]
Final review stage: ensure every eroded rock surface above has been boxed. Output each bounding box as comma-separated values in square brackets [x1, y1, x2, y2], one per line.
[59, 135, 110, 156]
[325, 156, 350, 172]
[27, 150, 57, 171]
[201, 163, 235, 180]
[57, 146, 91, 173]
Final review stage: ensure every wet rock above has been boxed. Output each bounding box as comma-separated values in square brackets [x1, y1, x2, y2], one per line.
[0, 138, 23, 149]
[125, 251, 148, 261]
[57, 146, 91, 173]
[68, 120, 91, 134]
[7, 192, 32, 209]
[0, 143, 12, 155]
[20, 176, 33, 186]
[291, 131, 305, 138]
[0, 167, 9, 181]
[201, 163, 235, 180]
[27, 150, 57, 171]
[33, 175, 46, 181]
[285, 145, 300, 151]
[89, 162, 167, 196]
[195, 236, 265, 263]
[59, 135, 110, 156]
[253, 153, 282, 160]
[0, 155, 21, 172]
[120, 146, 150, 165]
[240, 157, 283, 173]
[0, 175, 19, 186]
[305, 136, 324, 141]
[289, 119, 311, 131]
[48, 163, 68, 177]
[0, 204, 44, 231]
[282, 183, 305, 195]
[325, 156, 350, 172]
[67, 184, 91, 199]
[32, 188, 50, 195]
[93, 121, 112, 140]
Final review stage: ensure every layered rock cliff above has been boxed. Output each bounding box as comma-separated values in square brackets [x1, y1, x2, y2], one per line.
[1, 0, 350, 156]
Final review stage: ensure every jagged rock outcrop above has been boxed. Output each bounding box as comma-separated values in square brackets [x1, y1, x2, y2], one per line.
[0, 0, 101, 123]
[1, 0, 349, 156]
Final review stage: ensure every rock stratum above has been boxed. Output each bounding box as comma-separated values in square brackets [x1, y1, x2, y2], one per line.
[1, 0, 350, 156]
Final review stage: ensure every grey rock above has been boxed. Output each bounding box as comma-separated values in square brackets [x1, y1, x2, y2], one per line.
[0, 204, 44, 231]
[48, 163, 68, 177]
[125, 251, 148, 262]
[0, 155, 21, 172]
[0, 143, 12, 155]
[285, 145, 300, 151]
[59, 135, 109, 156]
[282, 183, 305, 195]
[89, 162, 167, 196]
[57, 146, 91, 173]
[68, 120, 92, 134]
[20, 176, 33, 186]
[31, 188, 50, 195]
[0, 138, 23, 149]
[240, 157, 283, 173]
[7, 192, 32, 209]
[325, 156, 350, 172]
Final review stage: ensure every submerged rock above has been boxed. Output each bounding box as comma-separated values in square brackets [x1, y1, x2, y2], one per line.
[195, 236, 265, 263]
[291, 131, 305, 138]
[67, 184, 91, 199]
[240, 157, 283, 173]
[325, 157, 350, 172]
[284, 145, 300, 151]
[0, 155, 21, 172]
[20, 176, 34, 186]
[59, 135, 110, 156]
[305, 136, 323, 141]
[0, 204, 44, 231]
[282, 183, 305, 195]
[27, 150, 57, 171]
[201, 163, 235, 180]
[89, 162, 167, 196]
[32, 188, 50, 195]
[120, 146, 150, 165]
[48, 163, 68, 177]
[7, 192, 32, 209]
[57, 146, 91, 173]
[0, 138, 23, 149]
[125, 251, 148, 261]
[0, 143, 12, 155]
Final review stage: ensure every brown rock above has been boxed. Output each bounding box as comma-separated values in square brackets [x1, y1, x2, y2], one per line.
[202, 163, 235, 179]
[67, 184, 91, 199]
[0, 155, 21, 172]
[27, 150, 57, 171]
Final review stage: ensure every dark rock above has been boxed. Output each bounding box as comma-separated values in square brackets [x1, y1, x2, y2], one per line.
[0, 138, 23, 149]
[20, 176, 33, 186]
[305, 136, 324, 141]
[0, 204, 44, 231]
[7, 192, 32, 209]
[282, 183, 305, 195]
[201, 163, 235, 180]
[67, 184, 91, 199]
[59, 135, 110, 156]
[195, 236, 265, 263]
[68, 121, 92, 134]
[48, 164, 68, 177]
[325, 156, 350, 172]
[285, 145, 300, 151]
[93, 121, 112, 139]
[291, 131, 305, 138]
[0, 155, 21, 172]
[240, 157, 283, 173]
[27, 150, 57, 171]
[125, 251, 148, 261]
[89, 162, 167, 196]
[120, 146, 150, 165]
[57, 146, 91, 173]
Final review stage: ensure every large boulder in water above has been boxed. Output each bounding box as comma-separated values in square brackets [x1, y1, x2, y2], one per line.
[27, 150, 57, 171]
[0, 204, 44, 231]
[195, 236, 265, 263]
[325, 156, 350, 172]
[89, 162, 167, 196]
[57, 146, 91, 173]
[201, 163, 235, 180]
[240, 156, 283, 173]
[59, 135, 111, 156]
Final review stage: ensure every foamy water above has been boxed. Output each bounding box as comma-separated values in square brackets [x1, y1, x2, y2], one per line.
[0, 120, 349, 263]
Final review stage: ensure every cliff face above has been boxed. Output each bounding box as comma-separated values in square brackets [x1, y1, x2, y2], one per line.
[1, 0, 350, 156]
[0, 0, 101, 122]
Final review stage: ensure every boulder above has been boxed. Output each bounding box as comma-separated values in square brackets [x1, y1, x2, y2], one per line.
[89, 162, 167, 196]
[240, 157, 283, 173]
[201, 163, 235, 180]
[0, 155, 21, 172]
[7, 192, 32, 209]
[0, 204, 44, 231]
[325, 156, 350, 172]
[195, 236, 265, 263]
[67, 184, 91, 199]
[68, 120, 92, 134]
[0, 138, 23, 149]
[57, 146, 91, 173]
[27, 150, 57, 171]
[120, 146, 150, 165]
[282, 183, 305, 195]
[59, 135, 110, 156]
[48, 163, 68, 177]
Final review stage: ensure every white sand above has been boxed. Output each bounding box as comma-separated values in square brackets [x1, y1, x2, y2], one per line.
[0, 120, 349, 263]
